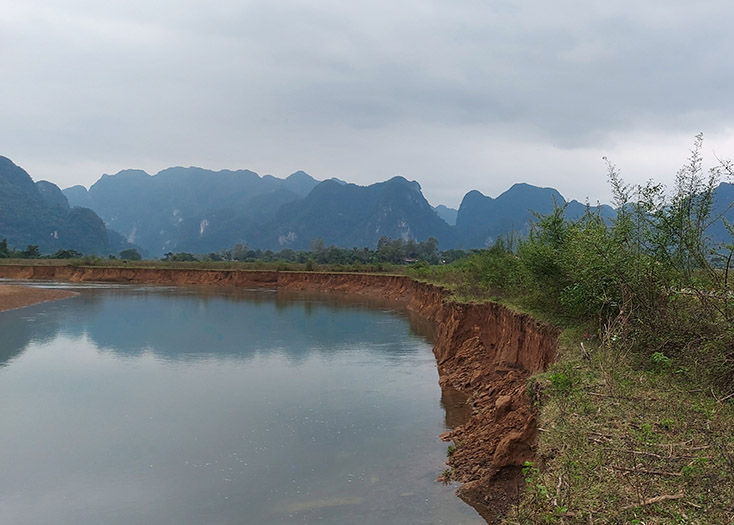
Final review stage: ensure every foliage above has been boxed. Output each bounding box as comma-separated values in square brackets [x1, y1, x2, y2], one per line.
[217, 236, 443, 266]
[162, 251, 199, 262]
[50, 249, 83, 259]
[416, 135, 734, 523]
[119, 248, 142, 261]
[425, 135, 733, 389]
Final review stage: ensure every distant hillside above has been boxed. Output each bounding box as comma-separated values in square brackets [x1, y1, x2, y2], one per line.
[65, 167, 320, 255]
[0, 157, 129, 255]
[6, 153, 728, 257]
[455, 183, 615, 247]
[263, 177, 456, 250]
[63, 164, 630, 254]
[708, 182, 734, 246]
[434, 205, 458, 226]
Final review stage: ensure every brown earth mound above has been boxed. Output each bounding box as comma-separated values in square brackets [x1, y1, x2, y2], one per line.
[0, 265, 558, 520]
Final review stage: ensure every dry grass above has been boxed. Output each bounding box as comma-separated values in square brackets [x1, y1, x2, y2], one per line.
[0, 258, 407, 274]
[507, 331, 734, 524]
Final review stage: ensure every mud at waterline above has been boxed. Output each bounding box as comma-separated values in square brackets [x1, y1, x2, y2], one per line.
[0, 283, 77, 312]
[0, 265, 558, 520]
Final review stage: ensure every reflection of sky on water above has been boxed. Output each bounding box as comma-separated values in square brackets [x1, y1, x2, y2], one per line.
[0, 284, 434, 366]
[0, 284, 481, 524]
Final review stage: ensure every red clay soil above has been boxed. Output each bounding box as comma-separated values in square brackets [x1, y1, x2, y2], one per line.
[0, 284, 76, 312]
[0, 265, 558, 520]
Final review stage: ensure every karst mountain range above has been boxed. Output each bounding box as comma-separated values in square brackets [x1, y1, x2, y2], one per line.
[2, 156, 733, 257]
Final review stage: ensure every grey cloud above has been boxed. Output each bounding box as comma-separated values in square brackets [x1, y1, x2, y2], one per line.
[1, 0, 733, 203]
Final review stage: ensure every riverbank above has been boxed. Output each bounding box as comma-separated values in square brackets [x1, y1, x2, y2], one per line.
[0, 283, 76, 312]
[0, 264, 558, 520]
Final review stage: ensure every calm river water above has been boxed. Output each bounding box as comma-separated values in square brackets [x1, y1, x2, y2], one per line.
[0, 283, 482, 524]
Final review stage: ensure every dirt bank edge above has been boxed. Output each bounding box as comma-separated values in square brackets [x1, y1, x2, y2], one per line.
[0, 265, 559, 516]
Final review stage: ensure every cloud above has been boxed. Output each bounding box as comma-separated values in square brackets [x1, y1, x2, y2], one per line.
[2, 0, 733, 206]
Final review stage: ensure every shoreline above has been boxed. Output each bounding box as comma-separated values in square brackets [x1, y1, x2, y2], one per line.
[0, 265, 558, 520]
[0, 284, 77, 312]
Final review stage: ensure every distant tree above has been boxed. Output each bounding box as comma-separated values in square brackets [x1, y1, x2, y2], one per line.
[162, 252, 198, 262]
[279, 248, 296, 261]
[310, 238, 326, 253]
[50, 249, 83, 259]
[119, 248, 142, 261]
[0, 239, 10, 258]
[21, 245, 41, 258]
[232, 243, 247, 261]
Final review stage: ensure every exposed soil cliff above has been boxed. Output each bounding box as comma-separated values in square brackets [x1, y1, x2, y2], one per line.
[0, 265, 558, 519]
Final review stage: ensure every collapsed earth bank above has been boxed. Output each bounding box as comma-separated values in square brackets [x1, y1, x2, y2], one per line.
[0, 265, 558, 518]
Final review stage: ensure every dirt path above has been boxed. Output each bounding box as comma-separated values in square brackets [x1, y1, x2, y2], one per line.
[0, 284, 76, 312]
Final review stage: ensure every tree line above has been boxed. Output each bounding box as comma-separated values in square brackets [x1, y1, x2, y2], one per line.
[163, 236, 472, 265]
[1, 235, 475, 266]
[413, 134, 733, 390]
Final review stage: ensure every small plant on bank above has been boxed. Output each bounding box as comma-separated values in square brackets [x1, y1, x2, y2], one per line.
[439, 468, 452, 485]
[650, 351, 672, 368]
[446, 441, 461, 457]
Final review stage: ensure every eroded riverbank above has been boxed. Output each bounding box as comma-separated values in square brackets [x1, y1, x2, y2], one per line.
[0, 265, 558, 518]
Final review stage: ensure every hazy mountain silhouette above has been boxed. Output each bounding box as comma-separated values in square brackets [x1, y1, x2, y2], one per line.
[708, 182, 734, 247]
[10, 153, 730, 255]
[455, 183, 615, 247]
[60, 164, 625, 253]
[64, 166, 320, 255]
[0, 156, 129, 255]
[264, 177, 456, 249]
[433, 205, 458, 226]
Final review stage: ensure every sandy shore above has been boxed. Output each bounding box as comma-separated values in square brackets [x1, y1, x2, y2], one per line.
[0, 284, 77, 312]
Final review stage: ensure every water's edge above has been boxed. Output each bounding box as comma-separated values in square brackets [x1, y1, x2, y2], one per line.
[0, 265, 559, 518]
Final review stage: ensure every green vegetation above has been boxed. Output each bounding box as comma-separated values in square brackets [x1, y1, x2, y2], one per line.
[0, 235, 470, 273]
[119, 248, 142, 261]
[196, 236, 443, 265]
[410, 136, 734, 523]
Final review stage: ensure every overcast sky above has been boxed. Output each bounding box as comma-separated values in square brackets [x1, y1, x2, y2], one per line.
[2, 0, 734, 208]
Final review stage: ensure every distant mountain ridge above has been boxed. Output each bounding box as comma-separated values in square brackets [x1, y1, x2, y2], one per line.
[64, 166, 321, 255]
[455, 183, 616, 246]
[433, 205, 458, 226]
[0, 157, 130, 255]
[61, 163, 626, 255]
[0, 156, 724, 257]
[265, 177, 456, 250]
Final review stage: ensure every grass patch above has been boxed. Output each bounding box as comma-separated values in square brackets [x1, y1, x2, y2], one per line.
[506, 330, 734, 524]
[0, 258, 408, 275]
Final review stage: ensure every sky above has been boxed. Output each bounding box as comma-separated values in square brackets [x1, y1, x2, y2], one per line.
[2, 0, 734, 208]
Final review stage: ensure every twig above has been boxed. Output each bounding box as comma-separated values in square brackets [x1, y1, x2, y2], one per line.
[622, 493, 685, 510]
[612, 465, 682, 477]
[719, 391, 734, 403]
[607, 448, 711, 460]
[552, 473, 563, 507]
[580, 342, 591, 361]
[586, 391, 658, 401]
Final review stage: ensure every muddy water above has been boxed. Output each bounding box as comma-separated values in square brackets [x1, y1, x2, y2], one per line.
[0, 283, 482, 524]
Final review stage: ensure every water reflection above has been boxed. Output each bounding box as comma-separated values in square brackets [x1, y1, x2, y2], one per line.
[0, 283, 480, 524]
[0, 285, 434, 365]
